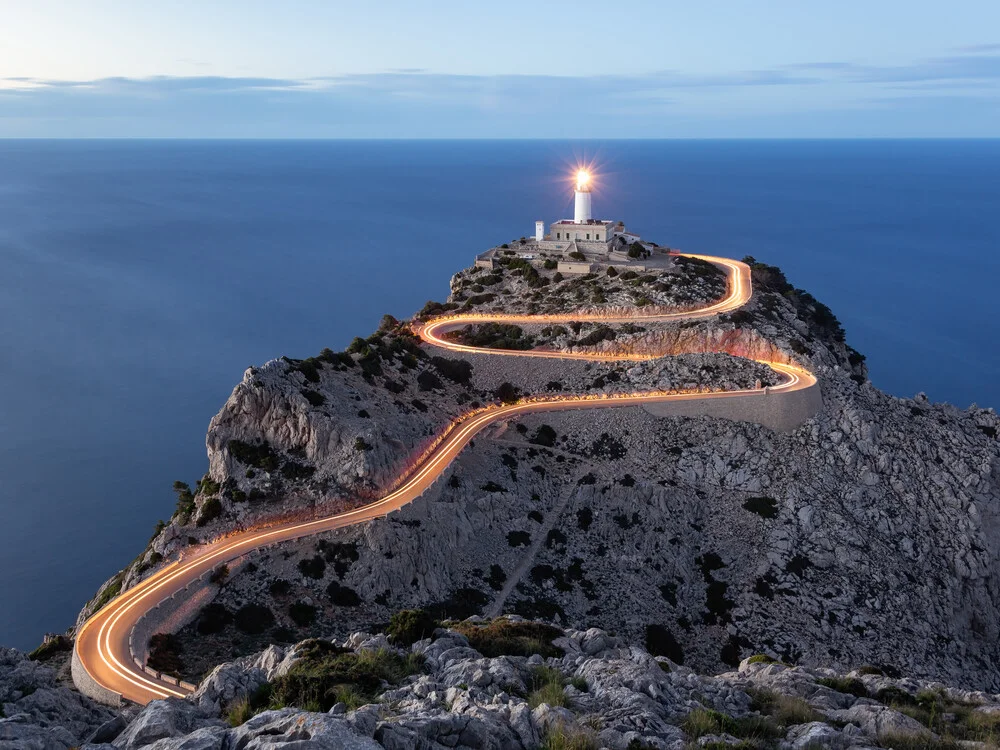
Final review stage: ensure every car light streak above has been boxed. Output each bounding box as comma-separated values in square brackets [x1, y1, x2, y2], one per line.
[74, 252, 814, 705]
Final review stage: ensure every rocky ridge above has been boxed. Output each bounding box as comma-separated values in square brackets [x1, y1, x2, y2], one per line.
[75, 254, 1000, 696]
[13, 619, 1000, 749]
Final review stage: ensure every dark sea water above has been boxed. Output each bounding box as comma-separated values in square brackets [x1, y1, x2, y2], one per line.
[1, 139, 998, 650]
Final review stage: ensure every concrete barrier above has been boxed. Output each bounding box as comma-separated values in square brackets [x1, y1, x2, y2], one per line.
[71, 646, 123, 708]
[128, 578, 217, 689]
[642, 379, 822, 432]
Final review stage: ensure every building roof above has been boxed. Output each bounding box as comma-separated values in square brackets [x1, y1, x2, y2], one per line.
[552, 219, 614, 225]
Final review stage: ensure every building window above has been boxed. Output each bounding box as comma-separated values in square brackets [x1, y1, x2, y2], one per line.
[556, 232, 560, 239]
[586, 233, 590, 240]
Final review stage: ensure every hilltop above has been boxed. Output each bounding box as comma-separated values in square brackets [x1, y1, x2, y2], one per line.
[70, 248, 1000, 701]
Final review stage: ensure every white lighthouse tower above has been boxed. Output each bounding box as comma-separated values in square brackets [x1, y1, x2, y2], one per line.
[574, 170, 592, 223]
[535, 167, 621, 252]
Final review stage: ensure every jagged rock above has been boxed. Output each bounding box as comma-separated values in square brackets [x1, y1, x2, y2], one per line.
[191, 645, 286, 714]
[785, 721, 849, 749]
[0, 647, 116, 750]
[226, 709, 381, 749]
[111, 699, 222, 750]
[827, 703, 928, 738]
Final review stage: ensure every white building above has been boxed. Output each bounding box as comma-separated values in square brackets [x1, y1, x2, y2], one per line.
[536, 171, 622, 252]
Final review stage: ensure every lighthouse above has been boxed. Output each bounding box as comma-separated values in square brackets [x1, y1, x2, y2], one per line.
[534, 166, 624, 252]
[574, 170, 592, 223]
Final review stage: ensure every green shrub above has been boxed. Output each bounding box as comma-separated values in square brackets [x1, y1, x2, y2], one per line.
[876, 686, 918, 706]
[91, 572, 125, 612]
[507, 530, 531, 547]
[495, 382, 521, 404]
[447, 323, 536, 351]
[417, 370, 443, 391]
[627, 242, 646, 259]
[816, 676, 868, 698]
[453, 619, 562, 658]
[196, 603, 233, 635]
[27, 635, 72, 662]
[327, 581, 361, 607]
[742, 497, 778, 519]
[645, 624, 684, 664]
[749, 687, 822, 726]
[354, 437, 372, 452]
[568, 251, 586, 261]
[543, 259, 558, 270]
[298, 556, 326, 579]
[386, 609, 440, 646]
[196, 496, 223, 527]
[269, 579, 292, 597]
[745, 653, 779, 665]
[172, 481, 196, 522]
[226, 696, 254, 727]
[430, 356, 474, 384]
[540, 723, 599, 750]
[528, 665, 569, 708]
[147, 633, 184, 678]
[529, 425, 557, 447]
[269, 640, 424, 712]
[576, 327, 616, 347]
[286, 357, 322, 383]
[228, 440, 280, 472]
[234, 604, 275, 634]
[683, 708, 781, 741]
[209, 564, 229, 584]
[289, 602, 317, 627]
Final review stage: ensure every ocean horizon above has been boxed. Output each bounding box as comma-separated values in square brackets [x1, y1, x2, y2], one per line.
[1, 138, 998, 651]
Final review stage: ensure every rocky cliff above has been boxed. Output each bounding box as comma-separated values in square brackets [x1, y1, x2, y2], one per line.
[78, 253, 1000, 696]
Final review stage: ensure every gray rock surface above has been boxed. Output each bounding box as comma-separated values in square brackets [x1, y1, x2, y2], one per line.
[72, 622, 1000, 749]
[77, 254, 998, 692]
[0, 646, 117, 750]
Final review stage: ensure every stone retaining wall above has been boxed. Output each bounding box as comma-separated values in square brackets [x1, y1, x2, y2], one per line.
[71, 646, 122, 708]
[642, 379, 823, 432]
[129, 570, 218, 688]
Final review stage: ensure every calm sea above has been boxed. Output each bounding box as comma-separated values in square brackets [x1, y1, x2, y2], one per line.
[1, 140, 998, 650]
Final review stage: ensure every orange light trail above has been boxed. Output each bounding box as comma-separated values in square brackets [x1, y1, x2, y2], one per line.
[74, 252, 815, 706]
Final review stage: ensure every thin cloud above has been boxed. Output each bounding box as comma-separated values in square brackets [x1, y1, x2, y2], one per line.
[955, 43, 1000, 54]
[1, 46, 999, 137]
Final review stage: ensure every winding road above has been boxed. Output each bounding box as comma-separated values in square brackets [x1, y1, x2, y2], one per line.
[73, 253, 817, 706]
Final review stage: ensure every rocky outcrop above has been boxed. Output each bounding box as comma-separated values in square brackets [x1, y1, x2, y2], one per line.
[0, 647, 117, 750]
[76, 254, 1000, 693]
[73, 622, 1000, 749]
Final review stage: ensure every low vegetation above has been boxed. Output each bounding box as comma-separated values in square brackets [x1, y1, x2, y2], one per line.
[816, 675, 869, 698]
[146, 633, 184, 678]
[876, 687, 1000, 746]
[528, 665, 571, 709]
[748, 687, 823, 726]
[27, 635, 72, 662]
[386, 609, 440, 646]
[447, 323, 536, 350]
[540, 723, 599, 750]
[682, 707, 782, 744]
[452, 618, 562, 658]
[228, 640, 425, 721]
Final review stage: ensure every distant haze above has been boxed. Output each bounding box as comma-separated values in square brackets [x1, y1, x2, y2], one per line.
[1, 1, 999, 137]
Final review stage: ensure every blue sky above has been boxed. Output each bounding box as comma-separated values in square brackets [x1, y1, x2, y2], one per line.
[2, 0, 999, 137]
